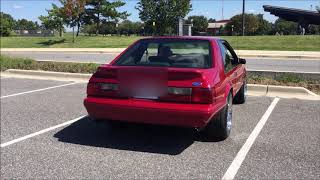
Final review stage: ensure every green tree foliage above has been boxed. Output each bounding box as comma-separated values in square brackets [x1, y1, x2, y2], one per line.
[62, 0, 86, 37]
[256, 14, 272, 35]
[309, 25, 320, 35]
[225, 13, 260, 35]
[187, 15, 208, 35]
[118, 20, 143, 35]
[0, 12, 15, 36]
[39, 4, 65, 37]
[274, 18, 298, 35]
[208, 18, 216, 23]
[136, 0, 192, 35]
[81, 24, 96, 35]
[14, 19, 39, 30]
[99, 21, 116, 35]
[84, 0, 129, 35]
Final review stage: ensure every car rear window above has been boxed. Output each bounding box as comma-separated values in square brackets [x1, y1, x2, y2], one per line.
[114, 39, 212, 68]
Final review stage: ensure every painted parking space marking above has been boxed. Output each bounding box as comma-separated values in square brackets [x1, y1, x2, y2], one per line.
[0, 82, 78, 99]
[0, 115, 86, 148]
[222, 97, 280, 180]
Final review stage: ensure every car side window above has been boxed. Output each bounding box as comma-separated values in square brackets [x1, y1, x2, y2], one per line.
[218, 41, 232, 73]
[140, 43, 159, 62]
[218, 40, 238, 73]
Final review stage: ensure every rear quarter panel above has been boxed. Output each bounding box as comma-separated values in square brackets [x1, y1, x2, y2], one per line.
[210, 40, 230, 109]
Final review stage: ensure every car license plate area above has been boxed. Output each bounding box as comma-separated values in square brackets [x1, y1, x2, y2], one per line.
[118, 67, 167, 99]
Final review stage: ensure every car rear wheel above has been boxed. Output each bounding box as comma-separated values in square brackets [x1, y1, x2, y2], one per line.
[233, 81, 247, 104]
[200, 93, 233, 141]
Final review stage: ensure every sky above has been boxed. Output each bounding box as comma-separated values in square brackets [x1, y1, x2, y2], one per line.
[1, 0, 320, 24]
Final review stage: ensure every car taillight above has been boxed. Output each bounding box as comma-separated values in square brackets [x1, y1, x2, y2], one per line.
[168, 87, 192, 95]
[87, 83, 99, 96]
[158, 87, 192, 103]
[87, 83, 119, 97]
[100, 83, 119, 91]
[192, 88, 214, 104]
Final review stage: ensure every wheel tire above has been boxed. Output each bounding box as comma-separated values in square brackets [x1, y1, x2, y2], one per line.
[233, 81, 247, 104]
[200, 93, 233, 141]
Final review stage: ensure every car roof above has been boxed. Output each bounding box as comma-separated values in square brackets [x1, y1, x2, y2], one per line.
[140, 36, 222, 42]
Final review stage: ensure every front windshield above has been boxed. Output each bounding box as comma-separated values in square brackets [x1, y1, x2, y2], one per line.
[114, 39, 212, 68]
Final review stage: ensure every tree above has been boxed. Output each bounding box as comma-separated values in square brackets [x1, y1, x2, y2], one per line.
[85, 0, 129, 35]
[99, 21, 116, 35]
[274, 18, 298, 35]
[256, 14, 272, 35]
[187, 15, 208, 35]
[136, 0, 192, 35]
[81, 24, 96, 35]
[0, 12, 15, 36]
[316, 6, 320, 13]
[39, 4, 65, 37]
[309, 24, 320, 35]
[208, 18, 216, 23]
[14, 19, 39, 30]
[118, 20, 143, 35]
[63, 0, 86, 37]
[225, 13, 260, 35]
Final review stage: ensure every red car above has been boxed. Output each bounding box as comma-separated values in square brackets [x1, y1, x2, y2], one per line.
[84, 36, 247, 140]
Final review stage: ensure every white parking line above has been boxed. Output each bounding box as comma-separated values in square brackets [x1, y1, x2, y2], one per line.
[0, 82, 78, 99]
[222, 97, 280, 180]
[0, 115, 86, 148]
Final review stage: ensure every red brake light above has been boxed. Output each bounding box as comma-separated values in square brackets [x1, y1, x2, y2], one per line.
[87, 83, 100, 96]
[192, 88, 214, 104]
[87, 83, 119, 97]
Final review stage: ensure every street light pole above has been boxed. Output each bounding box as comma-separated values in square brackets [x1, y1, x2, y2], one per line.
[242, 0, 245, 36]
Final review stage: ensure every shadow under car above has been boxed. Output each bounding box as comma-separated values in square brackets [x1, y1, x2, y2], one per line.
[54, 116, 198, 155]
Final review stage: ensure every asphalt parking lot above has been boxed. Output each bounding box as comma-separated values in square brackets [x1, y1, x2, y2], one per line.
[1, 77, 319, 179]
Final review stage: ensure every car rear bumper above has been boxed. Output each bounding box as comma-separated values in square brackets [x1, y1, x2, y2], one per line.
[84, 97, 222, 128]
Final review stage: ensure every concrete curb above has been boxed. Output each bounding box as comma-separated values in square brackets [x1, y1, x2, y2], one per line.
[2, 69, 319, 100]
[2, 48, 320, 60]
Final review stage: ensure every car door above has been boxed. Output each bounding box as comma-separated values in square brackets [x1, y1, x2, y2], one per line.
[219, 40, 242, 95]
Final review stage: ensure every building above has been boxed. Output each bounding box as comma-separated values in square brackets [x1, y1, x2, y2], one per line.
[207, 20, 231, 35]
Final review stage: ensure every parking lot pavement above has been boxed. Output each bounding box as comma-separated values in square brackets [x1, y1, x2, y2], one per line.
[1, 78, 86, 142]
[236, 99, 320, 179]
[1, 77, 319, 179]
[0, 78, 71, 97]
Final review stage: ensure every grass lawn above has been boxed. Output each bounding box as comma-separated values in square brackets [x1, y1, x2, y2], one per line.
[1, 33, 319, 51]
[223, 35, 320, 51]
[1, 33, 141, 48]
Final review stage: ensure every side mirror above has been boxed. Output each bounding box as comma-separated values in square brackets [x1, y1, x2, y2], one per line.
[239, 58, 246, 64]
